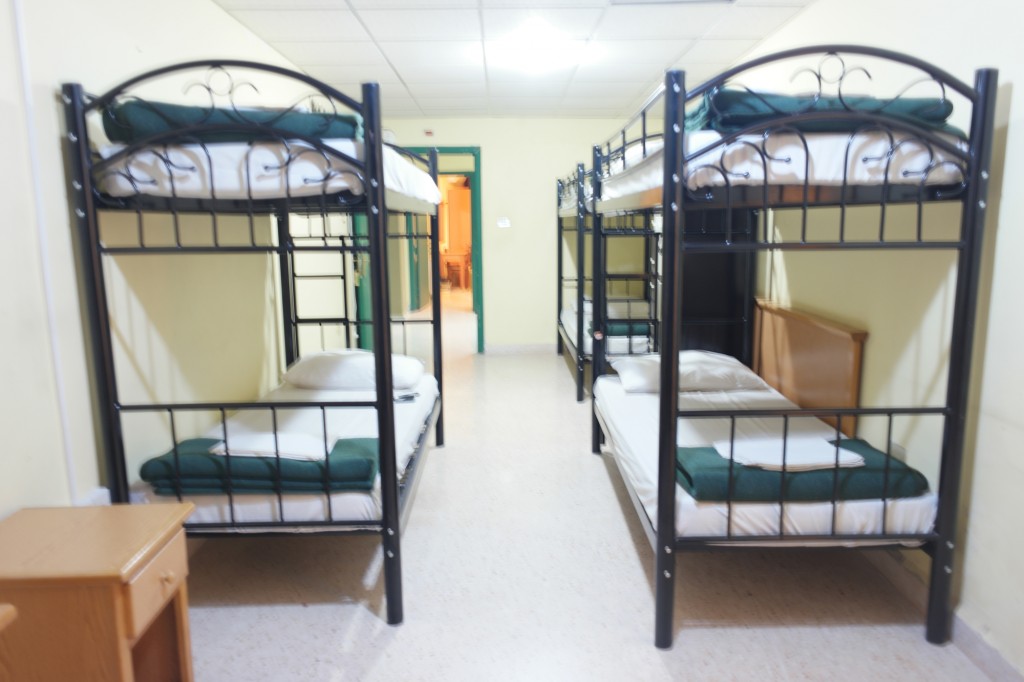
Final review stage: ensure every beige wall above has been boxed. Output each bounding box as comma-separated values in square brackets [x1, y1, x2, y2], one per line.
[0, 1, 71, 513]
[746, 0, 1024, 671]
[0, 0, 296, 518]
[382, 118, 623, 348]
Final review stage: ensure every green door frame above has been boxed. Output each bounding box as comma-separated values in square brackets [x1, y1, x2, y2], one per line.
[410, 146, 484, 353]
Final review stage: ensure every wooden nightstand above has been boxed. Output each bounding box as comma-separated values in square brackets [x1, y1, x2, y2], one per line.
[0, 503, 195, 682]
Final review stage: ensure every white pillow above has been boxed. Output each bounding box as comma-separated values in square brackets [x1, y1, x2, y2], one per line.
[610, 354, 661, 393]
[611, 351, 768, 393]
[283, 350, 424, 390]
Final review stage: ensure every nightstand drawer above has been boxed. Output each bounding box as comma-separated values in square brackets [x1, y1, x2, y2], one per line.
[125, 529, 188, 639]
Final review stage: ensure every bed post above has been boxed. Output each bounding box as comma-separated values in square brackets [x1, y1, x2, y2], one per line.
[62, 83, 130, 502]
[574, 163, 587, 402]
[654, 70, 686, 649]
[591, 147, 606, 453]
[362, 81, 403, 625]
[428, 148, 444, 447]
[276, 211, 298, 365]
[556, 178, 565, 356]
[926, 67, 998, 644]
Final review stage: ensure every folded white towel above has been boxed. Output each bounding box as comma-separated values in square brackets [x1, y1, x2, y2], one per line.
[712, 437, 865, 471]
[208, 432, 330, 461]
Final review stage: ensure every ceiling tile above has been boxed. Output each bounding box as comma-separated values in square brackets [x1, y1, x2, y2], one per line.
[560, 97, 634, 116]
[417, 97, 493, 110]
[355, 9, 482, 41]
[676, 39, 757, 65]
[348, 0, 479, 7]
[378, 41, 483, 69]
[590, 39, 693, 67]
[397, 61, 486, 83]
[404, 82, 488, 98]
[381, 93, 419, 108]
[481, 8, 604, 40]
[572, 60, 667, 83]
[483, 39, 586, 80]
[564, 79, 647, 99]
[704, 5, 804, 39]
[214, 0, 338, 8]
[272, 41, 387, 67]
[593, 4, 731, 40]
[734, 0, 814, 5]
[489, 80, 569, 97]
[481, 0, 606, 6]
[211, 0, 822, 119]
[305, 64, 402, 85]
[228, 10, 368, 42]
[488, 96, 563, 108]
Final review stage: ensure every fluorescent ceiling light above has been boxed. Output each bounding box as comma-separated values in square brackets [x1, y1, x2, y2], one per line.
[485, 17, 603, 75]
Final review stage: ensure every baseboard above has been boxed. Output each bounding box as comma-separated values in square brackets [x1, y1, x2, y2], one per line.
[864, 550, 1023, 681]
[75, 486, 111, 506]
[484, 343, 556, 355]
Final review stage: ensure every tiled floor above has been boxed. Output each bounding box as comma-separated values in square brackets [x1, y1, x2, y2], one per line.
[186, 293, 994, 681]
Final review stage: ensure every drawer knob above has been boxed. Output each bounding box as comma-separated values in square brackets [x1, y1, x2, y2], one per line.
[160, 571, 176, 584]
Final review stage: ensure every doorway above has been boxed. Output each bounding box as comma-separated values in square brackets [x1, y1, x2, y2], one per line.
[439, 175, 472, 294]
[410, 146, 483, 353]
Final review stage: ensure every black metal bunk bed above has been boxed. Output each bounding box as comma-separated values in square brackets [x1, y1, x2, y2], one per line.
[61, 60, 444, 625]
[589, 46, 997, 648]
[556, 163, 661, 402]
[589, 133, 757, 448]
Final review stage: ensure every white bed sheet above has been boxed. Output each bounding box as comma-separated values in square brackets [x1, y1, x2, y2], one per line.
[132, 374, 439, 528]
[600, 131, 965, 201]
[593, 375, 936, 542]
[560, 308, 653, 356]
[97, 139, 441, 205]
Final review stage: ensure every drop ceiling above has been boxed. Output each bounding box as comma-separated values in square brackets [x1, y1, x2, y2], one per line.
[213, 0, 817, 118]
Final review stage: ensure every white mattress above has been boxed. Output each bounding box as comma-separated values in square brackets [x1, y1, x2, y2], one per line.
[97, 138, 441, 205]
[593, 375, 936, 542]
[560, 308, 653, 356]
[132, 374, 439, 529]
[600, 131, 966, 201]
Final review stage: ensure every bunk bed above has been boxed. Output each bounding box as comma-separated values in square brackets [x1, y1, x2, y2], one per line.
[589, 46, 997, 648]
[61, 60, 444, 625]
[577, 138, 758, 414]
[556, 163, 659, 402]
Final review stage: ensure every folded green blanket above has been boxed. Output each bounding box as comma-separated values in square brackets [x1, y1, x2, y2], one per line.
[141, 437, 378, 495]
[676, 438, 929, 502]
[588, 321, 652, 337]
[104, 100, 364, 144]
[705, 89, 964, 138]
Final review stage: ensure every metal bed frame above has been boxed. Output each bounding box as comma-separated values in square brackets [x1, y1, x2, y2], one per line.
[588, 45, 998, 648]
[61, 60, 444, 625]
[556, 163, 663, 403]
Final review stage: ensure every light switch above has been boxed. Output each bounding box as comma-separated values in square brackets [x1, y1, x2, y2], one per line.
[497, 217, 511, 229]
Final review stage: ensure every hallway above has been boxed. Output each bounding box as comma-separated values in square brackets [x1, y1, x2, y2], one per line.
[184, 296, 993, 681]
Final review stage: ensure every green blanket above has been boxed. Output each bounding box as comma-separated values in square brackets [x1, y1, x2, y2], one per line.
[588, 320, 652, 337]
[104, 100, 364, 144]
[675, 438, 929, 502]
[141, 437, 378, 495]
[704, 89, 963, 138]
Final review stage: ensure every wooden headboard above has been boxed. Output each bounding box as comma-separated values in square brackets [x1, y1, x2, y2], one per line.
[753, 300, 868, 437]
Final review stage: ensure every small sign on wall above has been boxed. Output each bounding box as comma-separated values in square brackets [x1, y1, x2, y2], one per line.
[496, 217, 511, 229]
